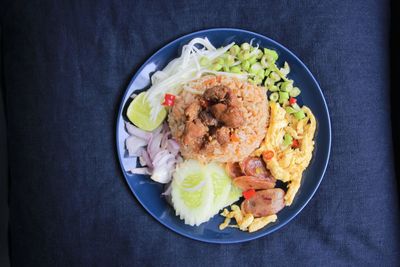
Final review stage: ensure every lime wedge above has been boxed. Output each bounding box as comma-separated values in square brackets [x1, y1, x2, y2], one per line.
[126, 91, 167, 131]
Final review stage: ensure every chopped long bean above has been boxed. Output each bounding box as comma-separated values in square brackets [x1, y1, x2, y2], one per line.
[212, 63, 222, 71]
[263, 48, 279, 62]
[229, 45, 240, 55]
[270, 92, 279, 102]
[279, 91, 289, 104]
[289, 87, 301, 97]
[241, 42, 251, 50]
[283, 133, 293, 146]
[294, 110, 306, 120]
[208, 42, 302, 103]
[280, 81, 293, 92]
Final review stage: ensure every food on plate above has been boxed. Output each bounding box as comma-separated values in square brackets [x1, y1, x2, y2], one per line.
[127, 91, 167, 131]
[233, 175, 276, 191]
[219, 204, 277, 233]
[241, 188, 285, 217]
[123, 37, 316, 233]
[254, 102, 316, 205]
[171, 160, 241, 226]
[168, 75, 268, 163]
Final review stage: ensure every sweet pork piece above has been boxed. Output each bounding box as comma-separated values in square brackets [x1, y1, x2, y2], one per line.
[185, 100, 201, 121]
[199, 110, 218, 126]
[203, 85, 229, 103]
[168, 75, 269, 163]
[182, 119, 208, 151]
[215, 127, 230, 145]
[210, 103, 228, 119]
[219, 107, 244, 128]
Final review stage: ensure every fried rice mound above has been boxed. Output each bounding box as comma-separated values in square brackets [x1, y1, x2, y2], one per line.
[168, 75, 269, 163]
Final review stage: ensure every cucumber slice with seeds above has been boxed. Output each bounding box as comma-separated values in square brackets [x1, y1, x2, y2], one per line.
[171, 160, 213, 226]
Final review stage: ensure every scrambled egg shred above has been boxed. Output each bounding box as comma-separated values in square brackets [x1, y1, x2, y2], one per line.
[255, 102, 316, 206]
[219, 205, 277, 233]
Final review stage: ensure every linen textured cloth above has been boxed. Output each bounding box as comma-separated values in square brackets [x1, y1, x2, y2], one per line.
[1, 0, 399, 266]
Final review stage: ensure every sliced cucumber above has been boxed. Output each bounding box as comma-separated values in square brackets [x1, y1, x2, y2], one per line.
[171, 160, 213, 226]
[206, 162, 232, 215]
[224, 184, 243, 207]
[171, 160, 241, 226]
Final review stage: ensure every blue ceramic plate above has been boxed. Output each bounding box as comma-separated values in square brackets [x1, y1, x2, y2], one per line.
[116, 28, 331, 243]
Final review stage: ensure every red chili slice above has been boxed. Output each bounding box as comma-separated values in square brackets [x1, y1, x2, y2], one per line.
[292, 139, 299, 148]
[243, 189, 256, 200]
[162, 94, 175, 106]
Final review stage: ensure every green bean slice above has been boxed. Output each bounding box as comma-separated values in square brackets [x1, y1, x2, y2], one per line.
[200, 57, 210, 66]
[289, 87, 301, 97]
[241, 43, 251, 50]
[283, 133, 293, 146]
[212, 64, 222, 71]
[294, 110, 306, 120]
[269, 92, 279, 102]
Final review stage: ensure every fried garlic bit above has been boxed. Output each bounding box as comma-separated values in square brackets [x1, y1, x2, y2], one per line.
[219, 205, 277, 232]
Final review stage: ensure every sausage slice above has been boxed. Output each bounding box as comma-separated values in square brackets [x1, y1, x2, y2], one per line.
[233, 176, 275, 191]
[241, 188, 285, 217]
[239, 157, 272, 179]
[225, 162, 244, 178]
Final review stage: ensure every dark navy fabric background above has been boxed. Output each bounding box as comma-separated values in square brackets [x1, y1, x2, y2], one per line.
[1, 0, 399, 266]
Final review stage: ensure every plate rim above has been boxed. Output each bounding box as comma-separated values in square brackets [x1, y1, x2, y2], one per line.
[115, 27, 332, 244]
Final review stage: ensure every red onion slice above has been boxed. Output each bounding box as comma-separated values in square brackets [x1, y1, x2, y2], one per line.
[162, 182, 172, 196]
[139, 150, 153, 169]
[125, 122, 181, 184]
[166, 139, 180, 156]
[126, 136, 147, 157]
[129, 167, 150, 175]
[147, 133, 163, 159]
[125, 122, 151, 141]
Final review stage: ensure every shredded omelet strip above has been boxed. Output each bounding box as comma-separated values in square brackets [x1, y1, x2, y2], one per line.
[255, 102, 316, 206]
[219, 205, 277, 232]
